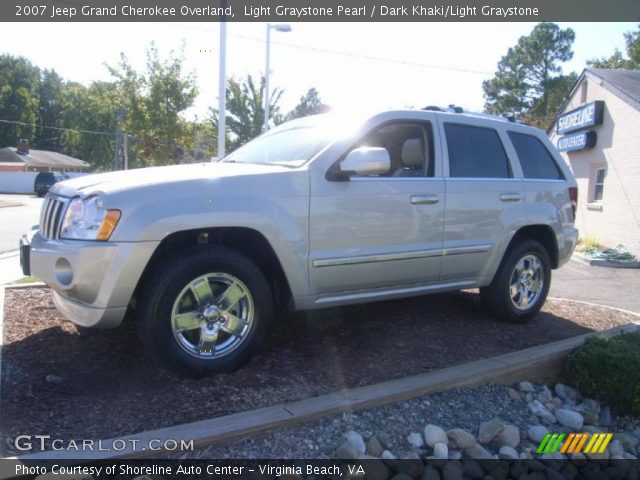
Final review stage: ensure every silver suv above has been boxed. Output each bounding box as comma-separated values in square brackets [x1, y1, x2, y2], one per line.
[20, 109, 578, 376]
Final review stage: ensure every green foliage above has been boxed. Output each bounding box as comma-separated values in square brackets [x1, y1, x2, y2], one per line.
[568, 333, 640, 415]
[0, 54, 40, 148]
[576, 236, 605, 253]
[210, 74, 283, 151]
[284, 88, 329, 121]
[483, 22, 575, 129]
[588, 24, 640, 70]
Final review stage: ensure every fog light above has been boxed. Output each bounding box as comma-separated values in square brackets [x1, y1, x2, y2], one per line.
[54, 257, 73, 286]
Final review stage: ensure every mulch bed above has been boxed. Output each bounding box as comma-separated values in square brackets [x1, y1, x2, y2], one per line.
[1, 286, 637, 455]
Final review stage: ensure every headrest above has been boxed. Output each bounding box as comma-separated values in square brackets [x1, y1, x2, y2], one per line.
[401, 138, 424, 168]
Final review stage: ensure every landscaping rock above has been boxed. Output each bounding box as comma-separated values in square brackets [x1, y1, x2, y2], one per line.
[421, 466, 440, 480]
[407, 432, 424, 448]
[398, 453, 424, 478]
[599, 407, 612, 427]
[346, 430, 366, 454]
[528, 425, 549, 443]
[461, 460, 485, 480]
[381, 450, 397, 460]
[441, 462, 463, 480]
[448, 450, 462, 460]
[554, 383, 577, 402]
[615, 432, 638, 451]
[536, 386, 553, 403]
[390, 474, 413, 480]
[506, 388, 521, 402]
[498, 446, 519, 460]
[359, 455, 390, 480]
[367, 435, 385, 457]
[335, 441, 360, 460]
[433, 442, 448, 460]
[518, 381, 535, 393]
[424, 425, 448, 447]
[465, 443, 494, 460]
[495, 424, 520, 448]
[555, 409, 584, 430]
[528, 400, 556, 424]
[478, 418, 505, 444]
[447, 428, 476, 449]
[45, 374, 63, 384]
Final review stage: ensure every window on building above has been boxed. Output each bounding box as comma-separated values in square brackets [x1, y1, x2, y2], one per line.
[444, 123, 511, 178]
[508, 131, 564, 180]
[580, 81, 588, 104]
[593, 168, 606, 202]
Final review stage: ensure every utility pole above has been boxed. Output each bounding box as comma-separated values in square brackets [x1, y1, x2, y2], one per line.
[113, 107, 124, 171]
[123, 134, 129, 170]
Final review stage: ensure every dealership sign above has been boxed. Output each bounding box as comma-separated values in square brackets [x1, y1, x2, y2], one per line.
[556, 101, 604, 134]
[557, 131, 597, 152]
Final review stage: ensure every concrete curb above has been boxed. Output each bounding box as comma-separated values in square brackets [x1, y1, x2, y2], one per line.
[572, 252, 640, 269]
[549, 296, 640, 318]
[8, 321, 638, 461]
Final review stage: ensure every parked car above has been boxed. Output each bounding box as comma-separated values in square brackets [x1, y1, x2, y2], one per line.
[20, 108, 578, 376]
[34, 171, 69, 197]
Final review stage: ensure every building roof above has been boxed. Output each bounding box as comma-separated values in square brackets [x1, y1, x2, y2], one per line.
[588, 68, 640, 106]
[0, 147, 89, 169]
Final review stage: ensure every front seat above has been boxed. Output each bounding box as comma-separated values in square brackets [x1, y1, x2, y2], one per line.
[393, 138, 425, 177]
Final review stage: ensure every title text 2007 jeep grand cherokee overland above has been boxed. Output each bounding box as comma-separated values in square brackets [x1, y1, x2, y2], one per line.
[21, 109, 578, 376]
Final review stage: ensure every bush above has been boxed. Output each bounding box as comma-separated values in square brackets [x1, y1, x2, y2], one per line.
[567, 332, 640, 415]
[575, 236, 604, 253]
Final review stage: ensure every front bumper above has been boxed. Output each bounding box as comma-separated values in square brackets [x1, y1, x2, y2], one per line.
[20, 230, 159, 329]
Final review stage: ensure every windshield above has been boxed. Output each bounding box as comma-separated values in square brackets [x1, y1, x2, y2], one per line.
[222, 126, 334, 167]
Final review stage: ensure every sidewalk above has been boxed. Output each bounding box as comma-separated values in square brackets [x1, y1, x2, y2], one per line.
[0, 251, 24, 285]
[551, 257, 640, 313]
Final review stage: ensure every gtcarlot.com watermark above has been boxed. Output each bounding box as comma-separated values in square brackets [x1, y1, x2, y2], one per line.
[14, 434, 194, 452]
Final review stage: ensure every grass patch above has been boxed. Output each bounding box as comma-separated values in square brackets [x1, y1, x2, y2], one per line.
[576, 236, 605, 254]
[11, 275, 42, 284]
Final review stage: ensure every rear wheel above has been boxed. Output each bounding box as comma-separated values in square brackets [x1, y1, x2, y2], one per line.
[137, 246, 272, 377]
[480, 239, 551, 323]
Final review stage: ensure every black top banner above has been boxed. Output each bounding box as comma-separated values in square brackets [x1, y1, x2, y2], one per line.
[4, 0, 640, 22]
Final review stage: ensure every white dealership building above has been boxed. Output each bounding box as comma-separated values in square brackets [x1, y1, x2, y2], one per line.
[549, 68, 640, 256]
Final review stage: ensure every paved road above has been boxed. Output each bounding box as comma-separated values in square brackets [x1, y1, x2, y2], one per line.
[550, 258, 640, 313]
[0, 194, 43, 254]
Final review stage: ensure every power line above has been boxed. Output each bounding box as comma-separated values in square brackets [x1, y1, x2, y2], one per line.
[161, 23, 493, 76]
[0, 118, 115, 136]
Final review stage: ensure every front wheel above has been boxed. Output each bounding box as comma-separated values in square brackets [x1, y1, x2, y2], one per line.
[480, 239, 551, 323]
[137, 246, 272, 377]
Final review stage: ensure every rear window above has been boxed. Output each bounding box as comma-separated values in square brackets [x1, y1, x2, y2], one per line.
[508, 132, 564, 180]
[445, 123, 511, 178]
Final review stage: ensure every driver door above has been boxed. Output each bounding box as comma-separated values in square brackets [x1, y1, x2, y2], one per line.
[308, 119, 445, 297]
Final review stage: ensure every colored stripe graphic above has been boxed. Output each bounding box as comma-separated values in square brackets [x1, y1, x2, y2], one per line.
[537, 432, 613, 455]
[537, 433, 566, 454]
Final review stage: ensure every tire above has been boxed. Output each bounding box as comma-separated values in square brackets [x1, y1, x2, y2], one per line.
[136, 246, 272, 377]
[480, 239, 551, 323]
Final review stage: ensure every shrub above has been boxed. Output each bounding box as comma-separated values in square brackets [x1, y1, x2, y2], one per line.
[575, 236, 604, 253]
[567, 332, 640, 415]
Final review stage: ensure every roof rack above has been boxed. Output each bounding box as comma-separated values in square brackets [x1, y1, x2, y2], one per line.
[420, 105, 529, 125]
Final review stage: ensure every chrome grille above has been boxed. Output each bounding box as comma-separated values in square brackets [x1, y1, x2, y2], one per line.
[39, 195, 68, 239]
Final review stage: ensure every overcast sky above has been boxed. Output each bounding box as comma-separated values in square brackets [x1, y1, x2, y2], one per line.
[0, 22, 636, 120]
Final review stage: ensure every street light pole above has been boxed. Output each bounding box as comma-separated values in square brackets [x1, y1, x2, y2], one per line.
[263, 23, 291, 133]
[216, 5, 227, 160]
[263, 23, 272, 133]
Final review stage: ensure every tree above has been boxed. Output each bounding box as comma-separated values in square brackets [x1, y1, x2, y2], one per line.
[211, 74, 283, 151]
[284, 88, 329, 121]
[108, 43, 198, 167]
[35, 69, 64, 151]
[483, 23, 576, 129]
[0, 54, 40, 148]
[588, 24, 640, 69]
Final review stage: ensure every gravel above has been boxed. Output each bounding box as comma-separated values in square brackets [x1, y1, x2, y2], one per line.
[2, 286, 638, 456]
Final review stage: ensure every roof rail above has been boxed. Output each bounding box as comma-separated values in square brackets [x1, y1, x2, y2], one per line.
[420, 105, 529, 125]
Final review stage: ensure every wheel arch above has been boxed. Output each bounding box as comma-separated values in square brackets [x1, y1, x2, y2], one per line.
[508, 224, 559, 269]
[131, 227, 293, 313]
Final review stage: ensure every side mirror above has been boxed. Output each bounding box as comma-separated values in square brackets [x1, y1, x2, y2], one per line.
[339, 147, 391, 177]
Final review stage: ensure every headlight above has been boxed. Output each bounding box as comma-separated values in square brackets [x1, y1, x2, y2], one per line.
[60, 196, 121, 241]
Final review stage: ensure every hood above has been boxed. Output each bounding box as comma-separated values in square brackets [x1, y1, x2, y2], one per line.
[51, 162, 291, 197]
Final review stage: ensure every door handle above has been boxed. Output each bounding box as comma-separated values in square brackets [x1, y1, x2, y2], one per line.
[500, 192, 522, 202]
[411, 194, 439, 205]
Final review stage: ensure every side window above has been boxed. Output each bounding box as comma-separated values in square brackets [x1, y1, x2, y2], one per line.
[444, 123, 511, 178]
[348, 122, 434, 177]
[508, 131, 564, 180]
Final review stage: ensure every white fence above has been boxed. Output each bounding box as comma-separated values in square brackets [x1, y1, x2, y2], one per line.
[0, 172, 88, 194]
